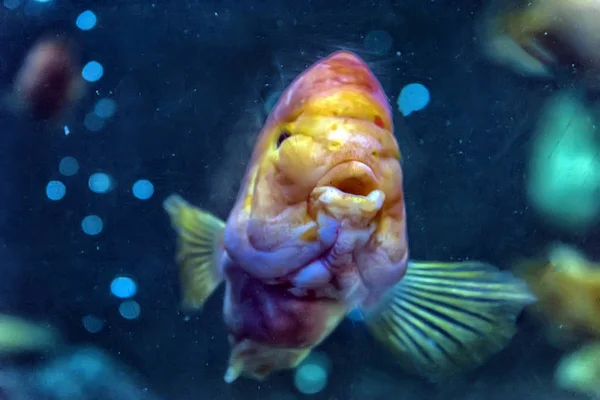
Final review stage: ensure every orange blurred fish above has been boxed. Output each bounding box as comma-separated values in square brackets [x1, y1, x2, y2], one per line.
[515, 244, 600, 344]
[478, 0, 600, 88]
[163, 51, 534, 383]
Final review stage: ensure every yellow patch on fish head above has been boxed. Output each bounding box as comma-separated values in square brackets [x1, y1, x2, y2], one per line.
[225, 51, 408, 284]
[245, 51, 404, 230]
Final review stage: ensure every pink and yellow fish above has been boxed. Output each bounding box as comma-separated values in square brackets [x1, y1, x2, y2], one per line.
[163, 50, 534, 383]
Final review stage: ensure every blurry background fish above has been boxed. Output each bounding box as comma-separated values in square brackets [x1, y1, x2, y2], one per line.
[476, 0, 600, 236]
[515, 244, 600, 345]
[555, 341, 600, 398]
[0, 314, 58, 354]
[3, 35, 85, 121]
[526, 91, 600, 233]
[514, 244, 600, 398]
[477, 0, 600, 90]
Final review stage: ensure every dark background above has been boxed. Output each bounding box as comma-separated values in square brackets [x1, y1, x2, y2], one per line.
[0, 0, 596, 398]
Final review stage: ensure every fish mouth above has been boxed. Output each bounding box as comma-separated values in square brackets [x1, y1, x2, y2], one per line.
[316, 161, 379, 197]
[310, 161, 385, 223]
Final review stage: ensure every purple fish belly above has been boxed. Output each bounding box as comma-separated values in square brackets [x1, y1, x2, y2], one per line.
[224, 265, 343, 346]
[221, 264, 345, 379]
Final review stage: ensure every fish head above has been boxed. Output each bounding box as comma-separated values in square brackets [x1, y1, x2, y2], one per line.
[225, 51, 407, 284]
[253, 51, 403, 224]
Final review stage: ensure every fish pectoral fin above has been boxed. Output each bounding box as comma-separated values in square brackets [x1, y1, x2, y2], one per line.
[362, 261, 536, 380]
[163, 194, 225, 311]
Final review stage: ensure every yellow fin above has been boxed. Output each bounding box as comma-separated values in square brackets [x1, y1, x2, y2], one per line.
[363, 261, 535, 380]
[163, 194, 225, 311]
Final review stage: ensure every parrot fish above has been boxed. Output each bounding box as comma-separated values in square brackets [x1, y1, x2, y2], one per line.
[163, 50, 535, 383]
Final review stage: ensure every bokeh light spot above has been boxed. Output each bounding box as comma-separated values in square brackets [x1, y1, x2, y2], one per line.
[82, 315, 104, 333]
[94, 98, 117, 119]
[110, 276, 137, 299]
[58, 156, 79, 176]
[364, 30, 393, 55]
[3, 0, 21, 10]
[46, 180, 66, 201]
[132, 179, 154, 200]
[294, 363, 328, 394]
[82, 61, 104, 83]
[76, 10, 97, 31]
[397, 83, 430, 116]
[84, 112, 105, 132]
[81, 215, 103, 235]
[119, 300, 141, 320]
[88, 173, 112, 194]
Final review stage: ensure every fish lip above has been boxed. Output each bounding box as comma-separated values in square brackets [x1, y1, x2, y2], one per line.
[315, 161, 379, 197]
[308, 185, 386, 227]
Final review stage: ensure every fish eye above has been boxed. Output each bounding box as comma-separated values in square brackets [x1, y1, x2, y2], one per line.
[276, 130, 292, 148]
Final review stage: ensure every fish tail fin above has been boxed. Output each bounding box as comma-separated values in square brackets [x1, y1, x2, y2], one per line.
[362, 260, 535, 380]
[224, 338, 312, 383]
[163, 194, 225, 311]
